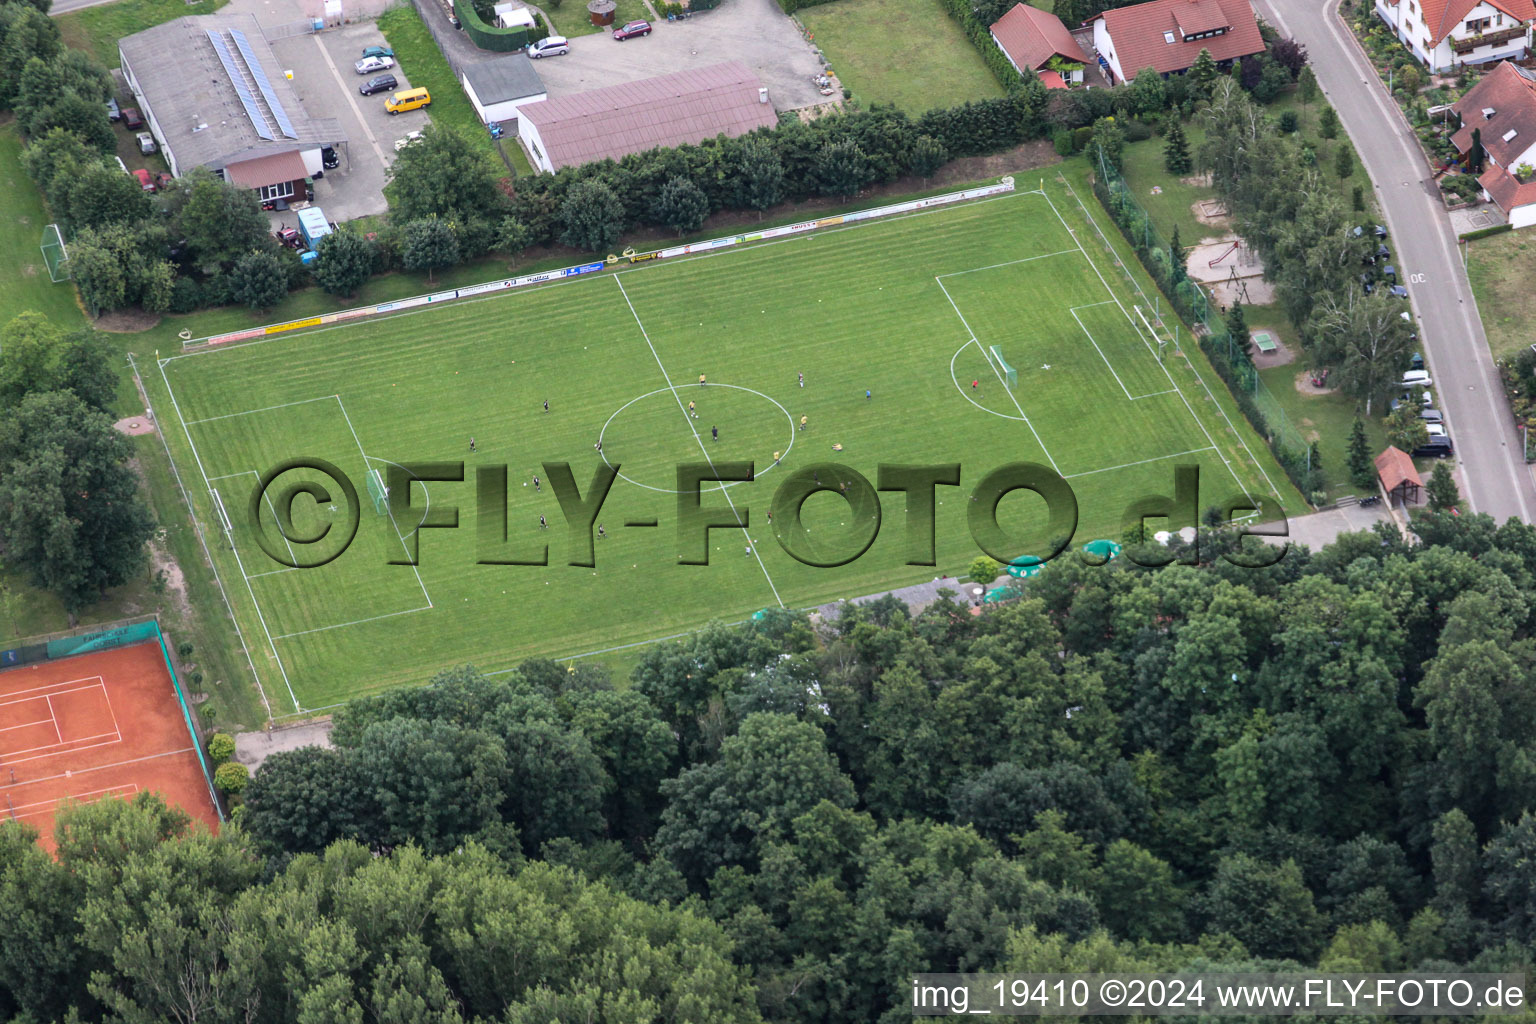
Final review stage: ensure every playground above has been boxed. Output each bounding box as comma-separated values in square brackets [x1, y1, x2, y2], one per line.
[0, 641, 220, 851]
[1185, 235, 1273, 307]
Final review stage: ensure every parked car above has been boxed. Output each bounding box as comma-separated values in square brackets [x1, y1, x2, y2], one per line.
[385, 87, 430, 114]
[528, 34, 569, 57]
[106, 98, 120, 121]
[1413, 435, 1453, 458]
[1383, 264, 1397, 279]
[122, 107, 143, 129]
[361, 45, 394, 58]
[360, 73, 397, 96]
[321, 145, 340, 169]
[1390, 284, 1409, 298]
[154, 171, 173, 191]
[1420, 407, 1443, 424]
[1401, 370, 1432, 389]
[131, 168, 155, 192]
[1375, 224, 1389, 238]
[612, 19, 651, 39]
[1425, 423, 1447, 438]
[1400, 387, 1434, 407]
[355, 55, 395, 74]
[136, 132, 157, 154]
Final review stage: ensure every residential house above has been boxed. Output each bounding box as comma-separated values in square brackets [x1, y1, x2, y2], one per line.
[1373, 0, 1534, 73]
[990, 3, 1091, 86]
[1452, 60, 1536, 225]
[1089, 0, 1265, 85]
[119, 14, 343, 204]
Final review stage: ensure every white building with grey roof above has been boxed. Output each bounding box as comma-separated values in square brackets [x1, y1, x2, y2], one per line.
[119, 14, 343, 204]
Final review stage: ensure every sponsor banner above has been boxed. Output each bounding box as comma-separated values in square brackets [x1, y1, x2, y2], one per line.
[332, 307, 377, 323]
[563, 261, 605, 278]
[424, 290, 459, 304]
[628, 251, 659, 263]
[457, 278, 515, 298]
[376, 295, 430, 314]
[816, 215, 845, 228]
[266, 317, 324, 335]
[207, 327, 266, 346]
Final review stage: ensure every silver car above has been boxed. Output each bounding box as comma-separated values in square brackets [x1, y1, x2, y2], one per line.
[136, 132, 157, 154]
[355, 55, 395, 74]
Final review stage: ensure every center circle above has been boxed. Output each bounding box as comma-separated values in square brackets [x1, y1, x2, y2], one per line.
[598, 384, 799, 494]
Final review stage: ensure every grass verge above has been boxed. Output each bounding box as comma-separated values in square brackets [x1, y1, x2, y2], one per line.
[56, 0, 226, 68]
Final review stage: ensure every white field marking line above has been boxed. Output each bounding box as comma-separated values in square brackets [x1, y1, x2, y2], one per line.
[934, 276, 1061, 475]
[246, 566, 299, 580]
[1051, 177, 1288, 509]
[950, 340, 1026, 422]
[7, 747, 199, 788]
[158, 360, 301, 713]
[0, 675, 104, 700]
[131, 355, 274, 723]
[1065, 447, 1220, 480]
[1069, 307, 1179, 402]
[6, 785, 140, 819]
[270, 604, 433, 641]
[333, 395, 432, 607]
[238, 469, 300, 567]
[935, 248, 1081, 279]
[183, 394, 339, 426]
[160, 190, 1040, 366]
[613, 273, 784, 609]
[1039, 190, 1250, 500]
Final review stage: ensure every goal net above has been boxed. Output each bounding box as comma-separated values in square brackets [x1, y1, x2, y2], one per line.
[989, 345, 1018, 390]
[366, 468, 389, 516]
[40, 224, 69, 283]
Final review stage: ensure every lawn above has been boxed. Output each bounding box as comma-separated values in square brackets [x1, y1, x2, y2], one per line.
[56, 0, 226, 68]
[798, 0, 1004, 114]
[378, 6, 533, 178]
[1466, 228, 1536, 361]
[143, 179, 1299, 713]
[545, 0, 648, 38]
[0, 127, 86, 328]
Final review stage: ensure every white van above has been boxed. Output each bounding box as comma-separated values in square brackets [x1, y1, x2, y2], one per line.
[528, 35, 569, 58]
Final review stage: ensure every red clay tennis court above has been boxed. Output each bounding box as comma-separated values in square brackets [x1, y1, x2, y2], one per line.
[0, 639, 221, 852]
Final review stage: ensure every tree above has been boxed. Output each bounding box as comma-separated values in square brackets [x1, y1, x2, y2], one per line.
[384, 122, 503, 224]
[1163, 117, 1192, 174]
[312, 230, 374, 297]
[0, 5, 60, 106]
[1306, 289, 1414, 415]
[1278, 110, 1299, 133]
[29, 91, 114, 153]
[401, 217, 461, 281]
[1188, 47, 1220, 97]
[1270, 37, 1308, 79]
[175, 167, 271, 273]
[497, 215, 533, 262]
[1298, 66, 1319, 107]
[1130, 67, 1166, 117]
[652, 175, 709, 236]
[968, 555, 1001, 583]
[1335, 142, 1355, 179]
[1254, 58, 1293, 103]
[1426, 461, 1459, 511]
[735, 136, 785, 217]
[1385, 400, 1430, 454]
[1096, 839, 1185, 943]
[0, 391, 155, 613]
[813, 138, 871, 198]
[213, 761, 249, 795]
[1469, 126, 1485, 173]
[1347, 417, 1375, 488]
[66, 232, 127, 315]
[1353, 184, 1366, 211]
[1089, 116, 1125, 172]
[242, 746, 369, 856]
[907, 133, 948, 182]
[558, 178, 625, 253]
[1319, 103, 1340, 139]
[228, 250, 289, 312]
[1169, 224, 1186, 282]
[1203, 853, 1326, 960]
[61, 162, 152, 232]
[0, 313, 116, 414]
[1225, 298, 1248, 355]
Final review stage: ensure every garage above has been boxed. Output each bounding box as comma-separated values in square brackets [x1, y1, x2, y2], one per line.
[461, 55, 547, 127]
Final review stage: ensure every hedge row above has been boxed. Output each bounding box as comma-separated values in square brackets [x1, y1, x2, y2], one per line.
[932, 0, 1028, 92]
[1459, 222, 1513, 242]
[455, 0, 546, 52]
[774, 0, 830, 12]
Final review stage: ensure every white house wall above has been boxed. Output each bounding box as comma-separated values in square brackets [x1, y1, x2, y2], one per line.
[517, 118, 553, 173]
[1092, 20, 1123, 83]
[1510, 201, 1536, 227]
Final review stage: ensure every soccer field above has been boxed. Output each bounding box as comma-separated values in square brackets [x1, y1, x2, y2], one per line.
[153, 177, 1298, 713]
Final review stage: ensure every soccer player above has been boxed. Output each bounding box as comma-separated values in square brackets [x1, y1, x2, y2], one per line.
[533, 475, 541, 492]
[539, 514, 547, 530]
[971, 380, 979, 391]
[866, 389, 872, 401]
[543, 399, 549, 413]
[699, 374, 707, 387]
[468, 437, 476, 452]
[688, 400, 697, 418]
[773, 450, 781, 464]
[798, 372, 804, 387]
[745, 543, 752, 557]
[597, 524, 606, 539]
[712, 425, 719, 442]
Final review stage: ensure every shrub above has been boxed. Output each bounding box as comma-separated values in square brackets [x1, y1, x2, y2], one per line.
[968, 555, 1002, 583]
[1278, 110, 1299, 133]
[214, 761, 249, 796]
[177, 642, 194, 660]
[1072, 125, 1093, 151]
[168, 276, 202, 314]
[1053, 130, 1074, 157]
[208, 733, 236, 765]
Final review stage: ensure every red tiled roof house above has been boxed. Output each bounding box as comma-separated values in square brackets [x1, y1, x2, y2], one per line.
[1088, 0, 1264, 85]
[1452, 61, 1536, 226]
[990, 3, 1091, 85]
[1373, 0, 1534, 73]
[515, 61, 777, 174]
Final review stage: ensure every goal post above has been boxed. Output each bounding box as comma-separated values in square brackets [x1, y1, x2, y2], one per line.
[366, 468, 389, 516]
[989, 345, 1018, 390]
[40, 224, 69, 283]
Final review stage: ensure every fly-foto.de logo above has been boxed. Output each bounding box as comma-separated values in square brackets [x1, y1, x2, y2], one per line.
[245, 459, 1289, 571]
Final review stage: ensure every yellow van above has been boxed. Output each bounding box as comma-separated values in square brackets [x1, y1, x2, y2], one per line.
[385, 87, 430, 114]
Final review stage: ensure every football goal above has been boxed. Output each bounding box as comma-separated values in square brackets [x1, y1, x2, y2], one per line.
[989, 345, 1017, 389]
[40, 224, 69, 283]
[366, 468, 389, 516]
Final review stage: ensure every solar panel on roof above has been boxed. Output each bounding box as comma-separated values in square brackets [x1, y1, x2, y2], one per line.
[232, 29, 297, 139]
[207, 30, 274, 141]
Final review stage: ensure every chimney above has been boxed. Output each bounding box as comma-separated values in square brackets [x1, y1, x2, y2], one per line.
[758, 86, 769, 104]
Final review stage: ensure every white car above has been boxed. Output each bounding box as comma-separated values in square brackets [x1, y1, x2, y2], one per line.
[528, 35, 569, 58]
[393, 130, 423, 151]
[1400, 369, 1432, 389]
[355, 55, 395, 74]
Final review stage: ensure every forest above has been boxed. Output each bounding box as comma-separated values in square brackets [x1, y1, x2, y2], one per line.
[4, 518, 1536, 1023]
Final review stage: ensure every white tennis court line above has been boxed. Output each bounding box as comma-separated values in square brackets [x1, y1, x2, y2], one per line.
[0, 681, 122, 761]
[334, 394, 433, 608]
[43, 696, 61, 744]
[934, 276, 1061, 475]
[613, 273, 784, 609]
[158, 360, 301, 713]
[0, 674, 104, 701]
[182, 394, 340, 426]
[0, 716, 53, 734]
[5, 784, 140, 820]
[8, 747, 199, 791]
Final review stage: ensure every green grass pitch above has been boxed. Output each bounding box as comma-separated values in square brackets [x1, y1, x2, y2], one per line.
[152, 179, 1299, 713]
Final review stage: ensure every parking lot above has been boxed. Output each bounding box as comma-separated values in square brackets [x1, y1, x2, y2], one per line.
[526, 0, 827, 112]
[268, 21, 433, 222]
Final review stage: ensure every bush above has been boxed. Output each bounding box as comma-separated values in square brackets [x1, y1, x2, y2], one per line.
[208, 733, 236, 765]
[1279, 110, 1299, 133]
[1459, 223, 1513, 241]
[168, 276, 203, 314]
[214, 761, 250, 796]
[1053, 130, 1074, 157]
[1072, 126, 1093, 151]
[1124, 119, 1153, 142]
[177, 641, 194, 660]
[968, 555, 1002, 583]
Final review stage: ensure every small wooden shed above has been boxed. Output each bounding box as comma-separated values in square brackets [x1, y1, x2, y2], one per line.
[1374, 446, 1422, 507]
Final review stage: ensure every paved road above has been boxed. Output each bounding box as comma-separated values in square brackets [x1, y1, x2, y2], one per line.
[1256, 0, 1535, 525]
[49, 0, 118, 13]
